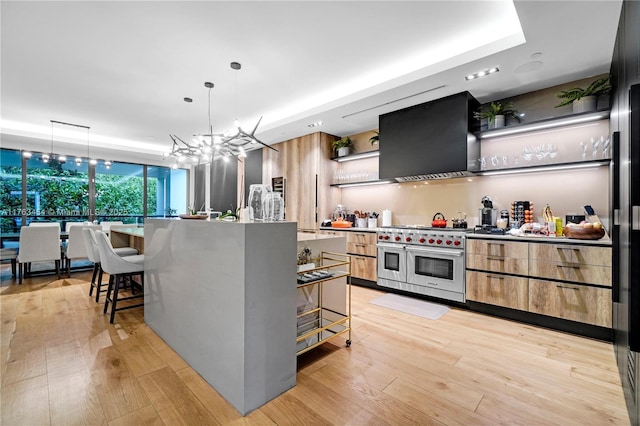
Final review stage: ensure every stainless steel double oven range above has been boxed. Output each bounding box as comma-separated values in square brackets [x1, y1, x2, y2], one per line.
[376, 226, 470, 303]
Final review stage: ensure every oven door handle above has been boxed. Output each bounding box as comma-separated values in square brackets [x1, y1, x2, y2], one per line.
[377, 243, 406, 250]
[406, 246, 463, 257]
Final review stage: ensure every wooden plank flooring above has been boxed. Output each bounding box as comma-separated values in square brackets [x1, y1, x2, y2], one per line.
[0, 268, 630, 425]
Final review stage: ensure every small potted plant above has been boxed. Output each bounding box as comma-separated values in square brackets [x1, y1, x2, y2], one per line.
[555, 75, 611, 113]
[332, 136, 353, 157]
[369, 131, 379, 146]
[474, 101, 520, 129]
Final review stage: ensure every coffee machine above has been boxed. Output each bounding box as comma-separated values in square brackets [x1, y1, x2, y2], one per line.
[477, 195, 498, 231]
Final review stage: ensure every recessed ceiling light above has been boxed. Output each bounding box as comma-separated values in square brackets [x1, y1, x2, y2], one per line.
[184, 97, 193, 103]
[308, 121, 324, 128]
[465, 67, 500, 81]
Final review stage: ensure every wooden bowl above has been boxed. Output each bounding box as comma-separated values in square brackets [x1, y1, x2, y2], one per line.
[563, 226, 605, 240]
[178, 214, 208, 220]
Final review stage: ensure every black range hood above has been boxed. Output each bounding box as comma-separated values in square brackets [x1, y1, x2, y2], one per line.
[378, 91, 480, 181]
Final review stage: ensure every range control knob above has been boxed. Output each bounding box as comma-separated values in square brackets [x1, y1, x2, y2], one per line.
[384, 235, 390, 240]
[394, 236, 401, 241]
[454, 240, 461, 246]
[419, 238, 426, 243]
[446, 240, 452, 245]
[406, 237, 412, 242]
[428, 238, 435, 244]
[378, 235, 383, 240]
[436, 239, 442, 245]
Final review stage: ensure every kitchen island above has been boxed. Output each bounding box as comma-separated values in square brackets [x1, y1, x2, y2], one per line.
[143, 218, 297, 415]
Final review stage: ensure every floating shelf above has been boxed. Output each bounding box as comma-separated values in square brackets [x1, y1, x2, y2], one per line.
[331, 150, 380, 162]
[477, 110, 610, 140]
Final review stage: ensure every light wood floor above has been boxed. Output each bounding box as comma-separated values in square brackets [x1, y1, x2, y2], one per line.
[0, 267, 630, 425]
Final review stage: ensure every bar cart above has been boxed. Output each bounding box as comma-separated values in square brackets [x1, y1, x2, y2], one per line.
[296, 251, 351, 355]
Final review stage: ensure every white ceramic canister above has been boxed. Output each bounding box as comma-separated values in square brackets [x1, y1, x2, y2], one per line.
[382, 209, 392, 227]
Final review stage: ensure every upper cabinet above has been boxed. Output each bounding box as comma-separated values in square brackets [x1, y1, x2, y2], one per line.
[262, 132, 339, 231]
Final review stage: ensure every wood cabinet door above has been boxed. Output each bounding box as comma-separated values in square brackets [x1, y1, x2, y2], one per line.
[466, 271, 528, 310]
[282, 135, 318, 231]
[315, 132, 340, 223]
[528, 279, 612, 327]
[351, 255, 377, 281]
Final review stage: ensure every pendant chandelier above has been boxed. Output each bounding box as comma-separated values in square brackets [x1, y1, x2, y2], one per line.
[165, 61, 277, 167]
[35, 120, 111, 169]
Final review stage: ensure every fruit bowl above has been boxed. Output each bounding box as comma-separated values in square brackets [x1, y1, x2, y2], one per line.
[563, 226, 605, 240]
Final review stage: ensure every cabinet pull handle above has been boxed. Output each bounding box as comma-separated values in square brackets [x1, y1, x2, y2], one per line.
[486, 256, 505, 261]
[355, 243, 366, 247]
[486, 274, 505, 280]
[355, 233, 365, 237]
[556, 263, 582, 269]
[556, 285, 580, 291]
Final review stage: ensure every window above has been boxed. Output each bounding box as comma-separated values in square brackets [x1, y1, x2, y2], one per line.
[25, 153, 89, 227]
[0, 149, 23, 232]
[147, 166, 188, 217]
[95, 161, 144, 224]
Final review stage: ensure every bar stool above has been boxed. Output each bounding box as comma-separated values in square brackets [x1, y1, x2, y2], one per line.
[95, 230, 144, 323]
[83, 228, 138, 303]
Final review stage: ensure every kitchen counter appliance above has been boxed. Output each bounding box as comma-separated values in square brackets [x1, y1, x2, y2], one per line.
[377, 226, 469, 302]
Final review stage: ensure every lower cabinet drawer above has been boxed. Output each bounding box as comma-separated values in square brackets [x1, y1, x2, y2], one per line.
[466, 271, 529, 311]
[351, 255, 377, 281]
[466, 253, 528, 275]
[347, 242, 376, 257]
[528, 279, 612, 327]
[528, 260, 611, 287]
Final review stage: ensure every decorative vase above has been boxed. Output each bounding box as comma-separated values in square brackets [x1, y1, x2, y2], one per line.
[493, 115, 505, 129]
[337, 147, 350, 157]
[572, 96, 597, 114]
[248, 184, 271, 221]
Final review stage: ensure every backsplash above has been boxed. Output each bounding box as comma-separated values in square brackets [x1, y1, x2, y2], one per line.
[338, 166, 609, 229]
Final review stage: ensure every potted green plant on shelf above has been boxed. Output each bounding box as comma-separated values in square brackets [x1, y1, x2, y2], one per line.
[555, 75, 611, 114]
[369, 131, 379, 146]
[333, 136, 353, 157]
[474, 101, 520, 129]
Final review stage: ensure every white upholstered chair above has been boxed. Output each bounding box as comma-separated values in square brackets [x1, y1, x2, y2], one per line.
[100, 221, 124, 234]
[1, 248, 18, 277]
[95, 230, 144, 323]
[63, 224, 102, 276]
[16, 225, 61, 284]
[83, 228, 138, 302]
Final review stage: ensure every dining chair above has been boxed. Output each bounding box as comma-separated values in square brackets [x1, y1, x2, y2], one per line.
[16, 226, 61, 284]
[95, 230, 144, 323]
[65, 221, 92, 232]
[83, 228, 139, 302]
[0, 248, 18, 277]
[100, 221, 124, 234]
[63, 224, 102, 276]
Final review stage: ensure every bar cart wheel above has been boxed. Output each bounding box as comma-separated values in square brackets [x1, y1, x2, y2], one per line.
[346, 340, 351, 347]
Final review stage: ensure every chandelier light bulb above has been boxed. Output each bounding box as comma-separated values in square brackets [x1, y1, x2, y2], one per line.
[42, 153, 50, 163]
[58, 155, 67, 163]
[105, 161, 112, 169]
[172, 163, 178, 170]
[75, 157, 82, 165]
[89, 159, 98, 165]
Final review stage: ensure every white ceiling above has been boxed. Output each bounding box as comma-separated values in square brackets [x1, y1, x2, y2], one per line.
[0, 1, 623, 164]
